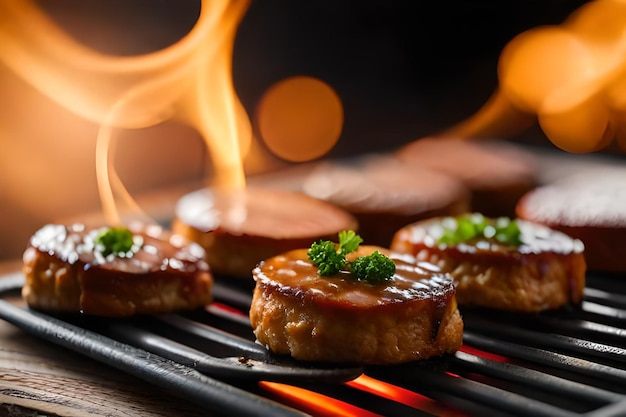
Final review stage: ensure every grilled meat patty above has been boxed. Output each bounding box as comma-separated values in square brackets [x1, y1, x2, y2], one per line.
[516, 170, 626, 272]
[250, 245, 463, 365]
[395, 138, 538, 218]
[390, 216, 586, 312]
[301, 155, 470, 247]
[22, 223, 213, 317]
[173, 186, 358, 278]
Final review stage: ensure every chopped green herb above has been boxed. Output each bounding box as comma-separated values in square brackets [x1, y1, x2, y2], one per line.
[436, 214, 523, 247]
[338, 230, 363, 255]
[95, 227, 135, 257]
[350, 250, 396, 283]
[308, 230, 363, 276]
[307, 230, 395, 283]
[494, 217, 523, 246]
[307, 240, 345, 276]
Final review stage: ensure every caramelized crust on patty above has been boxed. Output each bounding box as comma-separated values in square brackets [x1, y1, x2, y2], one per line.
[395, 138, 538, 217]
[516, 170, 626, 272]
[301, 156, 470, 247]
[391, 218, 586, 312]
[250, 246, 463, 365]
[173, 186, 358, 278]
[22, 223, 213, 317]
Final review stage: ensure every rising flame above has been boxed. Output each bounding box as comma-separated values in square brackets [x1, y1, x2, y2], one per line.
[444, 0, 626, 154]
[0, 0, 252, 224]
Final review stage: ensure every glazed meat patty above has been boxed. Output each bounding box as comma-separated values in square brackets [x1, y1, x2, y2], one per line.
[516, 168, 626, 272]
[173, 186, 358, 278]
[395, 138, 538, 217]
[22, 223, 213, 317]
[390, 215, 586, 312]
[250, 245, 463, 365]
[300, 155, 470, 247]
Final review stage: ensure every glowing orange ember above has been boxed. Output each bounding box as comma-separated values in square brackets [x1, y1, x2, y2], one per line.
[260, 381, 382, 417]
[347, 374, 448, 414]
[262, 374, 470, 416]
[459, 345, 509, 364]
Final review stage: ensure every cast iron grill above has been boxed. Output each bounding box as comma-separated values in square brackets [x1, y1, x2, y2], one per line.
[0, 272, 624, 417]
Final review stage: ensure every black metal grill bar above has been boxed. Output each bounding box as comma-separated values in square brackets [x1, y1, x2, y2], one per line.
[464, 318, 626, 365]
[155, 313, 269, 359]
[536, 317, 626, 345]
[95, 321, 362, 383]
[368, 366, 581, 417]
[462, 332, 626, 388]
[583, 288, 626, 309]
[212, 280, 254, 311]
[584, 399, 626, 417]
[452, 350, 621, 406]
[582, 301, 626, 320]
[579, 302, 626, 327]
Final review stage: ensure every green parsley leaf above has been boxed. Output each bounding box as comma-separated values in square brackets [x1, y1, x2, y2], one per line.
[494, 217, 523, 246]
[307, 230, 396, 283]
[95, 227, 135, 257]
[307, 240, 345, 276]
[338, 230, 363, 255]
[308, 230, 364, 276]
[350, 250, 396, 283]
[436, 214, 523, 247]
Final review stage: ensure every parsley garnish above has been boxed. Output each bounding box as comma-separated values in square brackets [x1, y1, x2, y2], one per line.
[95, 227, 135, 257]
[307, 230, 395, 283]
[307, 240, 345, 276]
[351, 250, 396, 283]
[437, 214, 523, 247]
[307, 230, 363, 276]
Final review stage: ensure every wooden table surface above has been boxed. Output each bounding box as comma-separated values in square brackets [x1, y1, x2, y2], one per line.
[0, 261, 212, 417]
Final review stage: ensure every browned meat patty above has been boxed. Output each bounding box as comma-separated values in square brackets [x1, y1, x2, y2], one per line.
[249, 245, 463, 365]
[172, 186, 358, 278]
[395, 138, 538, 218]
[390, 215, 586, 312]
[22, 223, 213, 317]
[516, 169, 626, 272]
[301, 155, 470, 247]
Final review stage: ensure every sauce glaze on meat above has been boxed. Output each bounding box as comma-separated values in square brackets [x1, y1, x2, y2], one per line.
[254, 248, 455, 311]
[391, 217, 587, 312]
[250, 246, 463, 364]
[25, 223, 208, 275]
[22, 223, 212, 317]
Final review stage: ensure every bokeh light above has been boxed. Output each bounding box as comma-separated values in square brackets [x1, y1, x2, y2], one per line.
[256, 76, 343, 162]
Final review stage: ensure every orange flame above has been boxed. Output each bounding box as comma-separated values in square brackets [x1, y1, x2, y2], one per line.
[444, 0, 626, 153]
[0, 0, 252, 224]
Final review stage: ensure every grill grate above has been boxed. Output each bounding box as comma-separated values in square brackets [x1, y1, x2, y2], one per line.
[0, 272, 624, 417]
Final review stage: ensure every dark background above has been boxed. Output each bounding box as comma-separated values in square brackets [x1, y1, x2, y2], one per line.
[39, 0, 590, 157]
